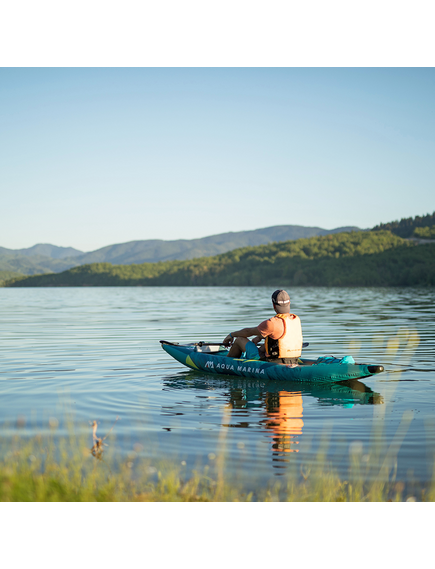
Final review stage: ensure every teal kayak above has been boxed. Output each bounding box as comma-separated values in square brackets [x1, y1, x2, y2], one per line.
[160, 341, 384, 383]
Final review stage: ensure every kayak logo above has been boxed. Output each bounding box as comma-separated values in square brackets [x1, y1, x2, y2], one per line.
[216, 362, 235, 371]
[204, 359, 265, 375]
[237, 365, 265, 375]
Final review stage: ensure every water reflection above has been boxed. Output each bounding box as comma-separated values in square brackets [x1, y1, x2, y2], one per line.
[162, 372, 383, 467]
[163, 371, 383, 408]
[264, 391, 304, 455]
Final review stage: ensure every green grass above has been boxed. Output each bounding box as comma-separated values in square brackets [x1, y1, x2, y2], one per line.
[1, 417, 433, 502]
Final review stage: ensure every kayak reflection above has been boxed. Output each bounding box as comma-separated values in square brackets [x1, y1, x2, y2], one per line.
[161, 372, 383, 469]
[162, 372, 384, 408]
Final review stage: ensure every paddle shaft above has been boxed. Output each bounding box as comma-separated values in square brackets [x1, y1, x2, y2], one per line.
[194, 341, 309, 348]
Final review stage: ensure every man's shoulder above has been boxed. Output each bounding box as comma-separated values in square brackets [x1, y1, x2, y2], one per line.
[258, 315, 275, 327]
[258, 315, 282, 335]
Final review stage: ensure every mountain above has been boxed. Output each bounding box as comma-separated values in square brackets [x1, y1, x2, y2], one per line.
[0, 253, 81, 275]
[70, 225, 360, 266]
[0, 225, 360, 275]
[6, 230, 435, 288]
[0, 244, 83, 259]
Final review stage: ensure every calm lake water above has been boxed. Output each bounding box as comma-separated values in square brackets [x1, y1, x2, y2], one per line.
[1, 286, 435, 495]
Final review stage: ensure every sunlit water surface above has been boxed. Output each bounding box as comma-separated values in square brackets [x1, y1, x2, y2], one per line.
[1, 287, 435, 493]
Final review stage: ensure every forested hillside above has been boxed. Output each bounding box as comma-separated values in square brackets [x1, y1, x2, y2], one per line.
[0, 252, 77, 275]
[5, 230, 434, 287]
[372, 211, 435, 238]
[414, 226, 435, 239]
[0, 270, 22, 285]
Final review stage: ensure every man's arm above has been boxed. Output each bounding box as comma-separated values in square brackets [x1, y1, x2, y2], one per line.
[223, 327, 262, 346]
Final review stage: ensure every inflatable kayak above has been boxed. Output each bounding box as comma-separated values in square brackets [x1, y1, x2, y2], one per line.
[160, 341, 384, 383]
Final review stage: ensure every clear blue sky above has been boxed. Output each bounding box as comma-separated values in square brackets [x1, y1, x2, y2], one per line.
[1, 68, 434, 252]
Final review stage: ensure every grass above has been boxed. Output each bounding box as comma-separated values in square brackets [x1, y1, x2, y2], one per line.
[1, 413, 434, 502]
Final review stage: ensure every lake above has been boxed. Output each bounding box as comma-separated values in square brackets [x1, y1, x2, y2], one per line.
[1, 286, 434, 498]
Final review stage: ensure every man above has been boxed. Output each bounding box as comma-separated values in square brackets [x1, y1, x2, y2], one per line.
[222, 290, 303, 365]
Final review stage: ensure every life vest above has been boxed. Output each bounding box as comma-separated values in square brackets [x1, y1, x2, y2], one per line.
[265, 313, 303, 359]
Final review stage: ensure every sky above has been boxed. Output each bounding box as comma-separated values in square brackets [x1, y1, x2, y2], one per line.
[1, 67, 434, 252]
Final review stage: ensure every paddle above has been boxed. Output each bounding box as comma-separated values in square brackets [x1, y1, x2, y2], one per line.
[193, 341, 309, 348]
[160, 340, 309, 348]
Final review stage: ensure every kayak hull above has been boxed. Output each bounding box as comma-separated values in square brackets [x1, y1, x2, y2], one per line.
[160, 342, 384, 383]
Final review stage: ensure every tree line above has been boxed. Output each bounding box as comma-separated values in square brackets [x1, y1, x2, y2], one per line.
[372, 211, 435, 238]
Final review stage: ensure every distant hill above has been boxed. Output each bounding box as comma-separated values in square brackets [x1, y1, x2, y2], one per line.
[0, 252, 81, 275]
[0, 243, 83, 259]
[71, 225, 360, 265]
[5, 212, 435, 288]
[0, 244, 84, 276]
[6, 230, 435, 288]
[0, 224, 360, 275]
